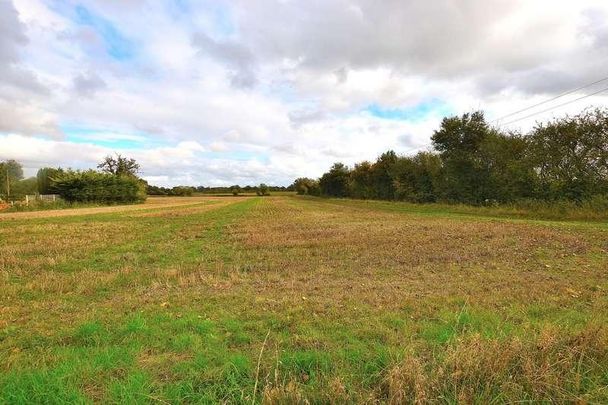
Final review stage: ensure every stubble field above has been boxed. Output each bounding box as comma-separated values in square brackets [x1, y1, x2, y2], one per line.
[1, 195, 607, 403]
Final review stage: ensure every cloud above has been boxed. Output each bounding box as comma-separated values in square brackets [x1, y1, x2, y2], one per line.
[192, 31, 257, 88]
[2, 0, 608, 186]
[0, 0, 28, 64]
[0, 0, 58, 137]
[288, 109, 328, 127]
[73, 71, 107, 97]
[72, 4, 135, 61]
[0, 100, 61, 137]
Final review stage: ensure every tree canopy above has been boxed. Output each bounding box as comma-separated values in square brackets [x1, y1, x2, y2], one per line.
[0, 159, 24, 199]
[304, 107, 608, 205]
[97, 154, 140, 177]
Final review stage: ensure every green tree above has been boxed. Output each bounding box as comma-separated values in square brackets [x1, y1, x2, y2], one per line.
[10, 177, 38, 200]
[37, 167, 64, 194]
[431, 111, 494, 204]
[97, 154, 140, 177]
[292, 178, 319, 195]
[257, 183, 269, 196]
[478, 132, 535, 202]
[349, 161, 375, 199]
[526, 108, 608, 201]
[231, 185, 240, 196]
[0, 159, 24, 199]
[171, 186, 194, 196]
[147, 185, 169, 195]
[392, 152, 442, 203]
[370, 151, 398, 200]
[319, 163, 350, 197]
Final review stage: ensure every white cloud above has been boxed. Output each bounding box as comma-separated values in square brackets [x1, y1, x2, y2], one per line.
[2, 0, 608, 186]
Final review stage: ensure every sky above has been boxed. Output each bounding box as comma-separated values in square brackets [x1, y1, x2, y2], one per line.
[1, 0, 608, 187]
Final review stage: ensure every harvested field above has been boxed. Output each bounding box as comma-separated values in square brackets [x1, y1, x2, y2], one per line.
[1, 196, 607, 403]
[0, 196, 239, 220]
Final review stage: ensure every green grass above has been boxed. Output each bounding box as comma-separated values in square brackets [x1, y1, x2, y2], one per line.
[1, 196, 607, 403]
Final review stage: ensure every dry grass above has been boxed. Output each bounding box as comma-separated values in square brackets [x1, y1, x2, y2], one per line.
[379, 325, 608, 403]
[1, 195, 607, 403]
[227, 197, 605, 312]
[0, 196, 231, 220]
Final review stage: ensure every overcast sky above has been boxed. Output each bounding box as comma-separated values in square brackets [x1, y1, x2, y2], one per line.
[1, 0, 608, 186]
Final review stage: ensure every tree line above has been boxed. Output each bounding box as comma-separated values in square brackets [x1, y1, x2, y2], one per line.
[1, 155, 146, 204]
[1, 153, 290, 204]
[147, 183, 289, 196]
[293, 108, 608, 205]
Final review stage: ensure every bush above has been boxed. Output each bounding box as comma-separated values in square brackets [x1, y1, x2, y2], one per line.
[51, 170, 146, 204]
[258, 183, 269, 196]
[170, 186, 194, 196]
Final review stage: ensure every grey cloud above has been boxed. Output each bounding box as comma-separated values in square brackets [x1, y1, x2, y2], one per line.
[581, 8, 608, 50]
[334, 67, 348, 84]
[398, 133, 416, 148]
[228, 0, 608, 96]
[321, 147, 352, 159]
[273, 143, 301, 155]
[0, 100, 61, 137]
[0, 66, 49, 96]
[192, 31, 257, 88]
[397, 133, 430, 153]
[73, 72, 107, 97]
[0, 1, 56, 137]
[288, 109, 327, 127]
[0, 0, 27, 64]
[233, 0, 515, 72]
[0, 1, 46, 96]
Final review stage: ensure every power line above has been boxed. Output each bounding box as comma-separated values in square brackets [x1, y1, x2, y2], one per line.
[500, 85, 608, 127]
[491, 75, 608, 123]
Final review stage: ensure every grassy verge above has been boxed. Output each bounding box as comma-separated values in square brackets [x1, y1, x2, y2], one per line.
[0, 200, 107, 213]
[303, 195, 608, 222]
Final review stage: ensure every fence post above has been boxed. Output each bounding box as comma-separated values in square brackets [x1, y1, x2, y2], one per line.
[25, 195, 29, 206]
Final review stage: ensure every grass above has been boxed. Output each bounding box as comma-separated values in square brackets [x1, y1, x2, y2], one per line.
[1, 200, 102, 213]
[1, 195, 607, 403]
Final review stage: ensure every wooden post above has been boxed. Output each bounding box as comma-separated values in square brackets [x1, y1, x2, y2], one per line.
[25, 195, 29, 206]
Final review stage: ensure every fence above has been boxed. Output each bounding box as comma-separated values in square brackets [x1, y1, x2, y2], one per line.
[25, 194, 61, 205]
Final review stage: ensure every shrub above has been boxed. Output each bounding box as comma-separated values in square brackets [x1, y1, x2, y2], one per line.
[170, 186, 195, 196]
[51, 170, 146, 204]
[258, 183, 269, 196]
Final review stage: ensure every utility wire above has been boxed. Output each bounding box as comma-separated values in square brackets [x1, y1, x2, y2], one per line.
[500, 85, 608, 127]
[400, 79, 608, 154]
[491, 75, 608, 123]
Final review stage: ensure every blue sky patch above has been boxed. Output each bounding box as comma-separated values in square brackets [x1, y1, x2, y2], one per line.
[73, 5, 135, 60]
[211, 5, 236, 37]
[64, 126, 163, 150]
[365, 99, 452, 122]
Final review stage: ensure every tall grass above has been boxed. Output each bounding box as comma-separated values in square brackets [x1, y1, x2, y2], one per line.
[315, 194, 608, 221]
[381, 326, 608, 403]
[1, 200, 128, 213]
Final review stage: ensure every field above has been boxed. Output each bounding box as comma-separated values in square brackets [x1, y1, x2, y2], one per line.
[1, 195, 607, 403]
